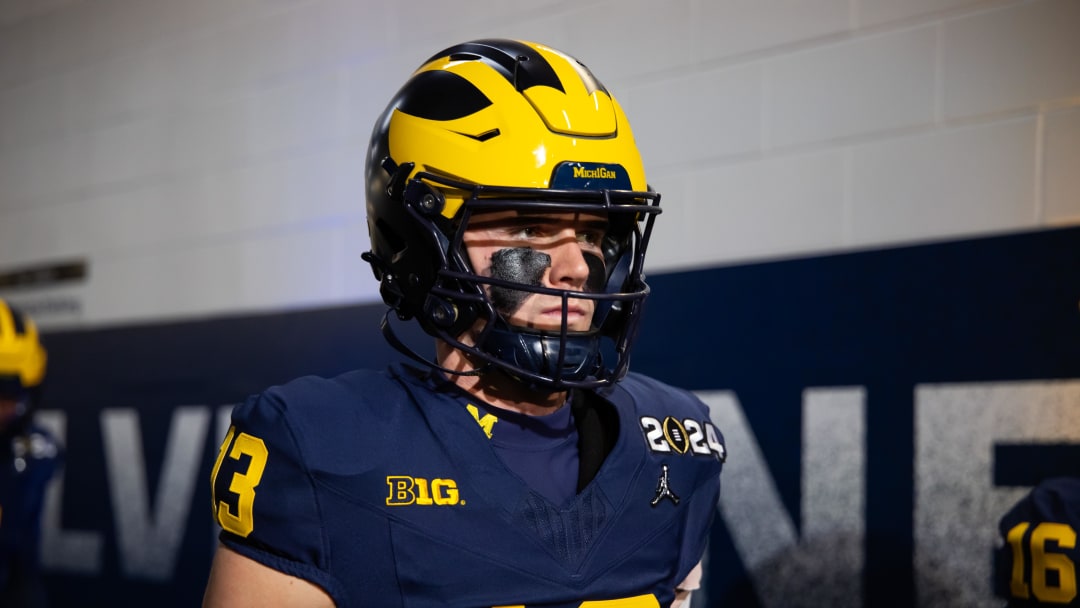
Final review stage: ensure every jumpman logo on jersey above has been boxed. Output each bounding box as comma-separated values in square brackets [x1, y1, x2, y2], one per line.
[651, 464, 680, 507]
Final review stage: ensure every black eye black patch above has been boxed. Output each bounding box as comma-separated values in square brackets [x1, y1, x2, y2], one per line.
[490, 248, 550, 313]
[488, 248, 609, 315]
[583, 252, 605, 293]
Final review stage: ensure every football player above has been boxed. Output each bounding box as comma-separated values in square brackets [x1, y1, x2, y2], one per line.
[204, 39, 725, 608]
[0, 299, 61, 608]
[994, 477, 1080, 607]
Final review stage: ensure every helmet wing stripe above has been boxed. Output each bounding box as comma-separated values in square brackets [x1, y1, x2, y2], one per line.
[423, 39, 564, 93]
[396, 71, 491, 121]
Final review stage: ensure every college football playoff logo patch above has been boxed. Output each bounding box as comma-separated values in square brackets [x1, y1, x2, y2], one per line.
[662, 417, 689, 454]
[639, 416, 725, 460]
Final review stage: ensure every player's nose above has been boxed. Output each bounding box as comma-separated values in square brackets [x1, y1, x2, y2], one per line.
[547, 231, 591, 289]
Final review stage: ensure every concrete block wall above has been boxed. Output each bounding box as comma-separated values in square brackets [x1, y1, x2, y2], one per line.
[0, 0, 1077, 328]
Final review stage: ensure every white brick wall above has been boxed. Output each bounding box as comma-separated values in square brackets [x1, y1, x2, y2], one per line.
[767, 25, 938, 150]
[943, 0, 1080, 119]
[1045, 106, 1080, 224]
[0, 0, 1076, 327]
[849, 117, 1038, 244]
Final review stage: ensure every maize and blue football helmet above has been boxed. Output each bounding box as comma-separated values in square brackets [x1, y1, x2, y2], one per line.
[363, 39, 661, 391]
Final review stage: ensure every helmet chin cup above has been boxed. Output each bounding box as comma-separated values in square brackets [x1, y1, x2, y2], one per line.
[484, 324, 600, 390]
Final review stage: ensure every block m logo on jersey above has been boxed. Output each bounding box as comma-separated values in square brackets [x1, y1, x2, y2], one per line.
[386, 476, 462, 506]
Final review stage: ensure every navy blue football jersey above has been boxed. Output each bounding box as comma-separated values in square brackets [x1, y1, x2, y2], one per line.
[995, 477, 1080, 606]
[211, 364, 725, 607]
[0, 424, 62, 601]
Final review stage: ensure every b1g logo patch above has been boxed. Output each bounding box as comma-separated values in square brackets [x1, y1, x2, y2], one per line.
[385, 476, 463, 506]
[639, 416, 725, 460]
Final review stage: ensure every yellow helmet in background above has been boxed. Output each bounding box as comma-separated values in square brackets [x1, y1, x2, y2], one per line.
[364, 39, 662, 390]
[0, 299, 47, 393]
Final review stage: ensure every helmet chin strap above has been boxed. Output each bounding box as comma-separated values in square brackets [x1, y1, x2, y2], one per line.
[380, 306, 601, 392]
[379, 311, 487, 378]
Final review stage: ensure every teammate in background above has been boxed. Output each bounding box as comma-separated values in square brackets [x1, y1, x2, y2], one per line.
[994, 477, 1080, 607]
[0, 300, 61, 608]
[203, 39, 725, 607]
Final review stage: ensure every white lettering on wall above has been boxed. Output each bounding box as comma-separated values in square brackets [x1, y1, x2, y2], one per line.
[697, 387, 867, 607]
[914, 380, 1080, 607]
[38, 410, 104, 574]
[102, 406, 210, 580]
